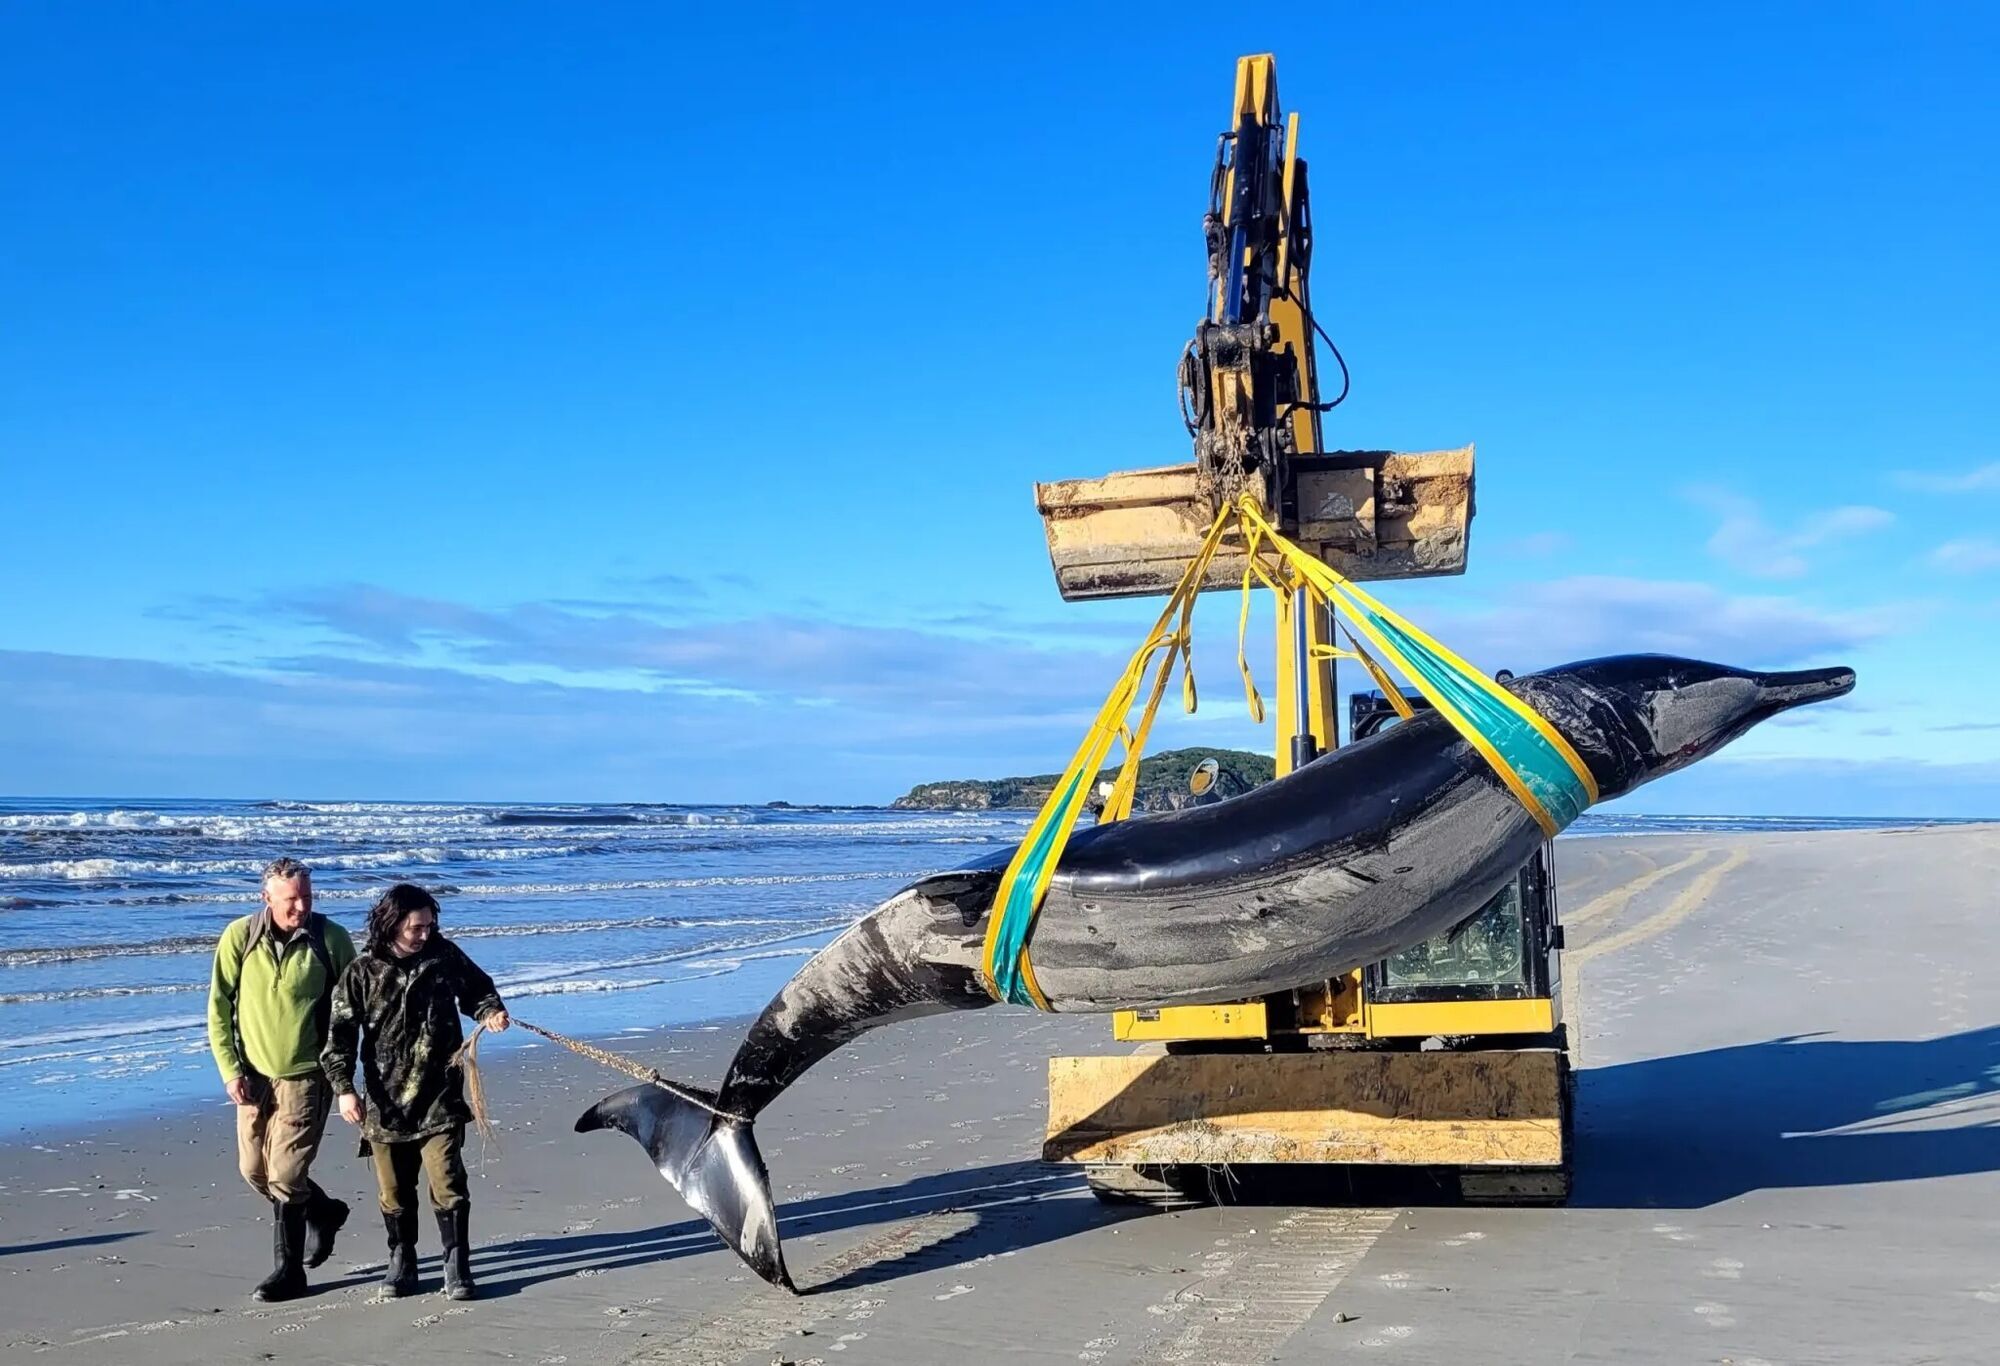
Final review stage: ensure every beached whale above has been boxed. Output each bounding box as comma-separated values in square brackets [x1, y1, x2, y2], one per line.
[577, 654, 1854, 1289]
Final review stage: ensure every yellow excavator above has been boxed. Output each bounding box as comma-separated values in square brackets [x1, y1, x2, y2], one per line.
[1035, 54, 1571, 1206]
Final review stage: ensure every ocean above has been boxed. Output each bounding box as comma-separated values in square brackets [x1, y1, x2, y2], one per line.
[0, 797, 1982, 1134]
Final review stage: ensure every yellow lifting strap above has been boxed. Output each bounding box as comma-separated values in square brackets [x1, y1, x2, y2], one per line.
[1233, 497, 1599, 837]
[979, 505, 1234, 1010]
[979, 496, 1599, 1010]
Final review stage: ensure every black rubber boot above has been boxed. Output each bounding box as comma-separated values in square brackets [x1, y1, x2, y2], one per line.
[252, 1200, 309, 1302]
[434, 1204, 474, 1301]
[304, 1187, 349, 1270]
[379, 1208, 419, 1297]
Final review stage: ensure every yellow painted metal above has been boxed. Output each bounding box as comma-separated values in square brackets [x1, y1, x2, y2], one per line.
[1233, 53, 1278, 128]
[1291, 974, 1364, 1032]
[1222, 58, 1278, 211]
[1112, 1000, 1269, 1042]
[1034, 449, 1471, 600]
[1268, 292, 1315, 460]
[1364, 997, 1558, 1039]
[1046, 1050, 1568, 1168]
[1272, 109, 1318, 462]
[1273, 593, 1336, 779]
[1106, 993, 1558, 1046]
[1043, 56, 1564, 1190]
[1275, 110, 1300, 282]
[1116, 53, 1332, 1046]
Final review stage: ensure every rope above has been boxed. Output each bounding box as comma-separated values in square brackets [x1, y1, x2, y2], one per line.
[451, 1018, 750, 1139]
[456, 1022, 500, 1151]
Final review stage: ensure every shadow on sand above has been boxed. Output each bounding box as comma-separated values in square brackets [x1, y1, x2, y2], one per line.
[1572, 1024, 2000, 1207]
[469, 1158, 1136, 1298]
[0, 1230, 147, 1259]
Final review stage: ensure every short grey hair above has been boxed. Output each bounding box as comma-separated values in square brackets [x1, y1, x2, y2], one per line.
[262, 856, 311, 885]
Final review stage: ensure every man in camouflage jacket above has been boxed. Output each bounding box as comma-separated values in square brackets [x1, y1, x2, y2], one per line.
[322, 884, 507, 1299]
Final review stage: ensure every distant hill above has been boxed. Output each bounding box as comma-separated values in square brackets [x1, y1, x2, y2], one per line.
[892, 747, 1276, 813]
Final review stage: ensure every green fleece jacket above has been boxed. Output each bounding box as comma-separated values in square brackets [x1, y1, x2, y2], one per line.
[207, 912, 357, 1083]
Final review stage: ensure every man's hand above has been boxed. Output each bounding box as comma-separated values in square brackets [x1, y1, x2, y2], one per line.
[481, 1009, 511, 1033]
[338, 1092, 364, 1126]
[225, 1076, 255, 1107]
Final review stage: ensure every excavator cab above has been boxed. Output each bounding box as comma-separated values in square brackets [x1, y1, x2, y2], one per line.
[1350, 690, 1564, 1032]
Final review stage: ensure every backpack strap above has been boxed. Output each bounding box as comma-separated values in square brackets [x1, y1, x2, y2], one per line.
[242, 910, 271, 962]
[304, 913, 338, 1046]
[226, 913, 267, 1083]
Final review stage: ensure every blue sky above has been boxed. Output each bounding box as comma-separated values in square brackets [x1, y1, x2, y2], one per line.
[2, 3, 1995, 814]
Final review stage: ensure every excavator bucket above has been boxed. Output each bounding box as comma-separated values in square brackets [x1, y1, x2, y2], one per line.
[1035, 446, 1474, 600]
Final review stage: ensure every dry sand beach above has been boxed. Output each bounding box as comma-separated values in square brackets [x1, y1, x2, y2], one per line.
[4, 823, 1998, 1365]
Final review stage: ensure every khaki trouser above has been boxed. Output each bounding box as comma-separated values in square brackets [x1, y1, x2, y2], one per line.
[370, 1125, 470, 1215]
[236, 1073, 331, 1205]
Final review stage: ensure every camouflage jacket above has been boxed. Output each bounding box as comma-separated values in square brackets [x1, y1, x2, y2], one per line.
[321, 936, 505, 1144]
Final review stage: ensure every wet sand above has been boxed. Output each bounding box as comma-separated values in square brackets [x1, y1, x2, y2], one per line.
[3, 824, 1997, 1365]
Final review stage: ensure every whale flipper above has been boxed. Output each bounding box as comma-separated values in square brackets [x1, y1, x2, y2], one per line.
[576, 1083, 792, 1291]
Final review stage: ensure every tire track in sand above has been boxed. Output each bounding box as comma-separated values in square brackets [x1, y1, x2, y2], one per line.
[1569, 848, 1747, 968]
[623, 1209, 979, 1364]
[1129, 1206, 1399, 1365]
[1562, 849, 1711, 931]
[1566, 847, 1747, 1061]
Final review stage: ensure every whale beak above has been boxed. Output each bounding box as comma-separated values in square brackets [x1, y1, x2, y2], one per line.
[1753, 665, 1856, 713]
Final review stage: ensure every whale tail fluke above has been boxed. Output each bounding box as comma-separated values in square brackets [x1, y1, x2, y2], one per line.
[576, 1082, 793, 1292]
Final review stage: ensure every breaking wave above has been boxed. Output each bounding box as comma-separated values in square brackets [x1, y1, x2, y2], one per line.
[0, 809, 184, 830]
[1, 909, 867, 969]
[2, 935, 218, 968]
[1, 925, 845, 1066]
[503, 977, 667, 998]
[0, 1015, 209, 1055]
[488, 923, 846, 993]
[0, 845, 586, 882]
[0, 797, 1015, 1125]
[0, 982, 206, 1006]
[91, 867, 925, 908]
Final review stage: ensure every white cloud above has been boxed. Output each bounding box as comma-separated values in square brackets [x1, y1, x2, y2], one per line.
[0, 649, 1102, 804]
[1894, 462, 2000, 494]
[1421, 575, 1887, 673]
[236, 585, 1132, 718]
[28, 564, 1911, 803]
[9, 647, 1986, 813]
[1495, 531, 1573, 559]
[1688, 488, 1894, 579]
[1930, 538, 2000, 574]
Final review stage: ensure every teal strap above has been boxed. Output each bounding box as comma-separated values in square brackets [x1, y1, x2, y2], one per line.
[986, 768, 1088, 1006]
[1364, 610, 1591, 832]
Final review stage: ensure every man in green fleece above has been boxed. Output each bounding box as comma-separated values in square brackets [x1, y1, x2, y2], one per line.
[207, 857, 357, 1302]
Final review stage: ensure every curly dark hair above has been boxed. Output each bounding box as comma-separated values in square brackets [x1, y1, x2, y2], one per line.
[363, 883, 442, 956]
